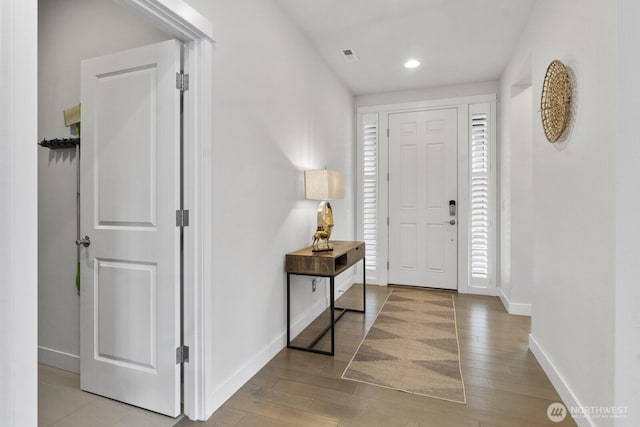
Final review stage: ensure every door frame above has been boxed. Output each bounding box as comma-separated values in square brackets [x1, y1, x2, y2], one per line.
[356, 94, 497, 295]
[2, 0, 215, 422]
[1, 1, 38, 426]
[116, 0, 215, 420]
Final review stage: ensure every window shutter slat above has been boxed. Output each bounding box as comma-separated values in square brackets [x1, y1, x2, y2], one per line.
[470, 111, 491, 282]
[362, 117, 378, 272]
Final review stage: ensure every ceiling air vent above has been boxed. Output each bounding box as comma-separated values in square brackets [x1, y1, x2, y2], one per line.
[341, 48, 359, 62]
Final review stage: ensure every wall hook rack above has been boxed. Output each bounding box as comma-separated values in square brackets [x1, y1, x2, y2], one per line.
[38, 137, 80, 149]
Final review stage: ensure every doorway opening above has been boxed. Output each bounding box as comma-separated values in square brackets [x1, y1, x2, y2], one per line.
[37, 0, 214, 422]
[498, 76, 533, 315]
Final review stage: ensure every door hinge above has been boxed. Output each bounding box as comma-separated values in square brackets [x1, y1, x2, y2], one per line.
[387, 217, 389, 226]
[387, 261, 389, 270]
[387, 172, 389, 182]
[387, 128, 389, 137]
[176, 72, 189, 92]
[176, 209, 190, 227]
[176, 345, 189, 364]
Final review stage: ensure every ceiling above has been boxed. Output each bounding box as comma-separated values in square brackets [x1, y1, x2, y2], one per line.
[275, 0, 535, 95]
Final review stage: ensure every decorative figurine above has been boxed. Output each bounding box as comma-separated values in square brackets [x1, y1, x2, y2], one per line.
[311, 201, 334, 252]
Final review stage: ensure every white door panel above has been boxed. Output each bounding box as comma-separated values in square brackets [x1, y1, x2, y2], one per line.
[388, 109, 458, 289]
[80, 39, 181, 417]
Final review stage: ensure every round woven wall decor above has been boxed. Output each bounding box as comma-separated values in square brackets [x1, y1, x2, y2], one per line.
[540, 60, 572, 143]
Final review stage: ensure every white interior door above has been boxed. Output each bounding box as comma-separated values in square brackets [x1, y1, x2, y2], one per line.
[388, 109, 458, 289]
[79, 39, 182, 417]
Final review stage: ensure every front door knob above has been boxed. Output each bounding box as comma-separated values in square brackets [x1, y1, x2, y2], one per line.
[75, 236, 91, 247]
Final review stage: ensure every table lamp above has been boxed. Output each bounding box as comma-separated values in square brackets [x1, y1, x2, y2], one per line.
[305, 169, 344, 252]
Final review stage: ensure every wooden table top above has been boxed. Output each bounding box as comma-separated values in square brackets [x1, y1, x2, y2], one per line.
[285, 241, 365, 276]
[286, 241, 364, 258]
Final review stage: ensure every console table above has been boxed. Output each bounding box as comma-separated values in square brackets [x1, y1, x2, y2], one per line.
[285, 241, 366, 356]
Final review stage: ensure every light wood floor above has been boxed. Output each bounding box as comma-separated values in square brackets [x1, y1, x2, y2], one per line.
[38, 364, 180, 427]
[181, 284, 576, 427]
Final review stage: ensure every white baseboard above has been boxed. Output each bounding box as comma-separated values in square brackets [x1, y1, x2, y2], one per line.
[498, 289, 532, 316]
[38, 346, 79, 373]
[204, 296, 327, 418]
[458, 286, 497, 296]
[529, 334, 593, 427]
[204, 329, 284, 418]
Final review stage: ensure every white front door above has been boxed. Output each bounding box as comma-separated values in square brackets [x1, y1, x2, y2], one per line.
[79, 39, 182, 417]
[388, 109, 458, 289]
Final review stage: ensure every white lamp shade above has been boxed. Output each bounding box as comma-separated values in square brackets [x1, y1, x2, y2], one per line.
[305, 170, 344, 200]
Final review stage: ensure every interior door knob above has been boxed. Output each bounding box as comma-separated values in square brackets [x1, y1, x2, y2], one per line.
[75, 236, 91, 247]
[449, 219, 456, 225]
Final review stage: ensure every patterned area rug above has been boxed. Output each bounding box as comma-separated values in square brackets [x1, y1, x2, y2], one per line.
[341, 288, 466, 403]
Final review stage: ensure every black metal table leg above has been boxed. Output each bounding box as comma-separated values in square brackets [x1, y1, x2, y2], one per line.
[286, 273, 291, 347]
[363, 256, 366, 312]
[330, 276, 335, 356]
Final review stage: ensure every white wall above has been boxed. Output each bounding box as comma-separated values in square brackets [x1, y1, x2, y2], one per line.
[356, 80, 499, 108]
[616, 0, 640, 425]
[183, 0, 355, 416]
[499, 83, 533, 316]
[501, 0, 617, 425]
[0, 0, 38, 425]
[38, 0, 168, 372]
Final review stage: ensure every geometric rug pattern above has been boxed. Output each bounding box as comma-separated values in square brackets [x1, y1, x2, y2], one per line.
[341, 288, 466, 403]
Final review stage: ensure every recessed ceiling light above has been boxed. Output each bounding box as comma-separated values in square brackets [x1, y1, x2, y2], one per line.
[404, 59, 420, 69]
